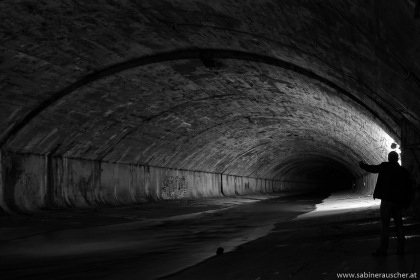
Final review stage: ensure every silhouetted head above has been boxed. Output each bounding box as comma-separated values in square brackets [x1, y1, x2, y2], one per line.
[388, 151, 399, 163]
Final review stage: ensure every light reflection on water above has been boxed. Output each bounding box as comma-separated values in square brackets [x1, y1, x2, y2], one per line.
[10, 192, 397, 280]
[4, 196, 309, 261]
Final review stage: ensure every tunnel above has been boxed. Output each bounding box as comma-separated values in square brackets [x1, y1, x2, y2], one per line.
[1, 0, 420, 279]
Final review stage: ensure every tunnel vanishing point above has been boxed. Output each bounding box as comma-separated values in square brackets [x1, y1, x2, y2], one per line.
[0, 0, 420, 214]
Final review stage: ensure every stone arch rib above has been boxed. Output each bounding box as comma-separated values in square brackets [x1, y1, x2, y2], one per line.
[0, 48, 399, 149]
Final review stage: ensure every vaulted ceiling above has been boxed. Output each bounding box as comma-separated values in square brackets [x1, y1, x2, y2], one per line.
[1, 0, 419, 181]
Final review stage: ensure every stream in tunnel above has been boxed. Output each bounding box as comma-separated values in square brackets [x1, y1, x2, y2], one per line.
[0, 192, 329, 280]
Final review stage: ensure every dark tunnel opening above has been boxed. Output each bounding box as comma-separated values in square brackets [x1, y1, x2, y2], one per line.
[306, 167, 354, 192]
[272, 156, 356, 195]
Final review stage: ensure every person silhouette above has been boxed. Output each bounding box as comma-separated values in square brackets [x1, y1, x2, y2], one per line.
[359, 151, 411, 256]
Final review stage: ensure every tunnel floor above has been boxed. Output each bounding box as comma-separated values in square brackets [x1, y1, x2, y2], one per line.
[1, 192, 419, 280]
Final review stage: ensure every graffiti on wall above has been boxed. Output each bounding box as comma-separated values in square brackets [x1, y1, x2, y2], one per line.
[19, 172, 38, 202]
[162, 176, 188, 199]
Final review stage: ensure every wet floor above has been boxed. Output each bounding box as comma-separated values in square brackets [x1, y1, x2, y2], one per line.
[0, 192, 326, 280]
[1, 191, 419, 280]
[165, 193, 420, 280]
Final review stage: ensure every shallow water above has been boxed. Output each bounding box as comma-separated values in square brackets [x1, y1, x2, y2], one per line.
[1, 192, 327, 280]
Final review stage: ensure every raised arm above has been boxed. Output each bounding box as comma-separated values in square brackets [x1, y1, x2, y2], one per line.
[359, 161, 382, 173]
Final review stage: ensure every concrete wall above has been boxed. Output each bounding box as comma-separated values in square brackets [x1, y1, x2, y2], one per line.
[218, 175, 323, 195]
[0, 152, 320, 213]
[0, 151, 379, 214]
[353, 173, 378, 195]
[402, 120, 420, 215]
[221, 175, 275, 195]
[278, 180, 323, 192]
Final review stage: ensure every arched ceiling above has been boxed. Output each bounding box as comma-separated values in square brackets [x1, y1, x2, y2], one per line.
[1, 0, 419, 181]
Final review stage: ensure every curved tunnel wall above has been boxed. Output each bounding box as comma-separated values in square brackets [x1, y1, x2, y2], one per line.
[2, 58, 396, 175]
[0, 56, 402, 213]
[1, 0, 420, 213]
[0, 151, 358, 213]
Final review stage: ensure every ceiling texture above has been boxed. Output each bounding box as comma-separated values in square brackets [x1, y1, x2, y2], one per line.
[1, 0, 419, 181]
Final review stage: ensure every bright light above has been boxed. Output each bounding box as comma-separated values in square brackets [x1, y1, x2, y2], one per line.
[294, 192, 380, 220]
[377, 127, 402, 164]
[309, 197, 380, 213]
[389, 142, 402, 165]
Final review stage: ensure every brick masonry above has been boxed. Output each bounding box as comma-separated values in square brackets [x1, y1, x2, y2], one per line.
[0, 0, 420, 212]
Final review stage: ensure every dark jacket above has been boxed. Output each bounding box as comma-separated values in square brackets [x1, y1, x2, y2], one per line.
[359, 161, 411, 206]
